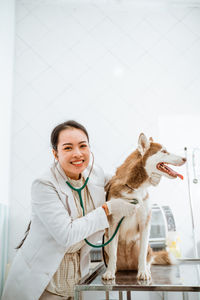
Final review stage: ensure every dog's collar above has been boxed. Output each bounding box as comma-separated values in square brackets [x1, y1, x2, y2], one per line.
[125, 183, 135, 191]
[124, 184, 138, 204]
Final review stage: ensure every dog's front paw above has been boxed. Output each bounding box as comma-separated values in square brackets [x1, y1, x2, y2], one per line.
[137, 268, 151, 281]
[102, 270, 115, 280]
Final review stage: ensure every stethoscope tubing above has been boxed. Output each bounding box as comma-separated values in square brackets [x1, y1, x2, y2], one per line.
[66, 178, 124, 248]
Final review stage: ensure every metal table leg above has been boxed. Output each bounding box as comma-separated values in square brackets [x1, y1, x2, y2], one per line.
[106, 291, 109, 300]
[119, 291, 123, 300]
[182, 292, 189, 300]
[74, 289, 80, 300]
[127, 291, 131, 300]
[162, 292, 167, 300]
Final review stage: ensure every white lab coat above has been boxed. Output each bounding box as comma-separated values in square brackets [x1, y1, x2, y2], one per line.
[2, 161, 109, 300]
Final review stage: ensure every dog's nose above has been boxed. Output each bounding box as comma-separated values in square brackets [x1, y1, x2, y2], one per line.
[182, 158, 186, 162]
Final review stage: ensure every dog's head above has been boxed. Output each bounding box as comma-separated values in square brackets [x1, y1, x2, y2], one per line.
[138, 133, 186, 180]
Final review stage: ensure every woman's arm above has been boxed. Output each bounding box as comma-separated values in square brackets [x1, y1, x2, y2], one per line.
[31, 179, 109, 250]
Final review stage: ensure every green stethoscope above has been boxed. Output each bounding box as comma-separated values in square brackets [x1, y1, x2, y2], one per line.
[65, 152, 124, 248]
[57, 153, 138, 249]
[66, 179, 124, 248]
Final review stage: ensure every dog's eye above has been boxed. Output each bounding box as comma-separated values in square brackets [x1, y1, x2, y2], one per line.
[162, 150, 167, 153]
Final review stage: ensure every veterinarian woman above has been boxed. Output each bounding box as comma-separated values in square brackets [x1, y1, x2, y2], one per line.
[2, 120, 139, 300]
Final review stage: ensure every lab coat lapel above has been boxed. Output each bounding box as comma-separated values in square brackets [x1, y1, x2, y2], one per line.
[54, 162, 78, 218]
[87, 179, 105, 208]
[82, 164, 105, 209]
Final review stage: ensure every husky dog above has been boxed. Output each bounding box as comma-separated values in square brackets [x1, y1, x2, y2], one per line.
[102, 133, 186, 281]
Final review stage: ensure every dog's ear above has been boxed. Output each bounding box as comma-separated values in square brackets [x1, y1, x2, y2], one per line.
[149, 137, 153, 142]
[138, 133, 150, 155]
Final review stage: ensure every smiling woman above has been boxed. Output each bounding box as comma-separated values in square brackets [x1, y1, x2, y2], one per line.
[1, 120, 137, 300]
[51, 121, 91, 180]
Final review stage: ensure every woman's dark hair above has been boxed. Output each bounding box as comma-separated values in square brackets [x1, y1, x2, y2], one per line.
[51, 120, 89, 151]
[16, 120, 89, 250]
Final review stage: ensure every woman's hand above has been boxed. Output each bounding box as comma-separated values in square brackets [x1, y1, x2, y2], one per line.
[106, 198, 138, 221]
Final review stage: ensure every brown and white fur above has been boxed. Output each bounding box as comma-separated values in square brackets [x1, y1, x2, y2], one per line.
[102, 133, 186, 281]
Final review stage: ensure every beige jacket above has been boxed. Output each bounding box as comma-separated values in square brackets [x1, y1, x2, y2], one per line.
[2, 161, 109, 300]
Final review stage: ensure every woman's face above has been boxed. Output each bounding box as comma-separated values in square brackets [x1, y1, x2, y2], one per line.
[53, 128, 90, 180]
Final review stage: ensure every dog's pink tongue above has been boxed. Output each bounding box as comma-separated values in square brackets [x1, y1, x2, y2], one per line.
[165, 164, 184, 180]
[177, 174, 184, 180]
[170, 167, 184, 180]
[171, 169, 184, 180]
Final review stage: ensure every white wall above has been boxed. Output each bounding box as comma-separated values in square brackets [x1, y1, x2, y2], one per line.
[9, 1, 200, 299]
[0, 0, 15, 295]
[0, 0, 15, 203]
[158, 115, 200, 258]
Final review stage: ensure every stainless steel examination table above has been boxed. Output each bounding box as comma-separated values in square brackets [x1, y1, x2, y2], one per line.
[74, 259, 200, 300]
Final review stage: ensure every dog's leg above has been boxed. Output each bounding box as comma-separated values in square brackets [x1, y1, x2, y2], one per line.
[137, 207, 152, 281]
[102, 224, 119, 280]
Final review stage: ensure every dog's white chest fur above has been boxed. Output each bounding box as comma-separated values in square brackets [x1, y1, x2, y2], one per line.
[119, 186, 150, 244]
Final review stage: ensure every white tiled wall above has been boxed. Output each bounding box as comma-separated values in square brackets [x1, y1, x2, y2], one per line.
[11, 0, 200, 285]
[0, 0, 15, 296]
